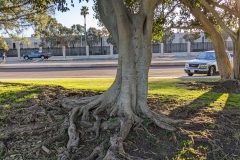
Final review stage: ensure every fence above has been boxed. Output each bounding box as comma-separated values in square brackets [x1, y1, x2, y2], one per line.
[164, 43, 188, 53]
[42, 48, 63, 56]
[0, 41, 234, 58]
[65, 47, 86, 56]
[89, 46, 110, 55]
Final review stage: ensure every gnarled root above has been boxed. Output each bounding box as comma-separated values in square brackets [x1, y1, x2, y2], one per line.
[58, 92, 184, 159]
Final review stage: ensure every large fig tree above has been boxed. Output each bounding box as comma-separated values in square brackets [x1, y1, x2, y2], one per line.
[47, 0, 183, 159]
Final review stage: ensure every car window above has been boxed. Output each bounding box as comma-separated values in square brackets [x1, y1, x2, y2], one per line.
[207, 52, 215, 60]
[196, 52, 215, 60]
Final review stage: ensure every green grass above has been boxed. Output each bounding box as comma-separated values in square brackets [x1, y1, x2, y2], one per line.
[1, 78, 240, 160]
[0, 82, 39, 105]
[0, 78, 239, 111]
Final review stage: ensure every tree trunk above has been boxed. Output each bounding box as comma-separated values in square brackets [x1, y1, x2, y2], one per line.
[211, 33, 232, 80]
[181, 0, 232, 80]
[197, 0, 240, 80]
[59, 0, 183, 159]
[232, 37, 240, 79]
[94, 0, 180, 132]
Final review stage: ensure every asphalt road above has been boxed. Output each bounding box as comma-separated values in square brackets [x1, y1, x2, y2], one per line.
[0, 66, 218, 79]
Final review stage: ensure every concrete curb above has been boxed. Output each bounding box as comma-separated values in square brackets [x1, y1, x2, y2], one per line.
[0, 62, 185, 70]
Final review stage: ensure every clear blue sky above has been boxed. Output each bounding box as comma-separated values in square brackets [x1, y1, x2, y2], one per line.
[54, 1, 99, 29]
[25, 0, 100, 37]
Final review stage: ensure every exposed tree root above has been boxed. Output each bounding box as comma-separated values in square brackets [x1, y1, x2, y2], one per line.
[84, 139, 108, 160]
[58, 92, 184, 160]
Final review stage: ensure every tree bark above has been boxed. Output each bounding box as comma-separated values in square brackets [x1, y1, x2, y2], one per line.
[180, 0, 232, 80]
[232, 37, 240, 79]
[59, 1, 184, 159]
[98, 0, 156, 118]
[198, 0, 240, 79]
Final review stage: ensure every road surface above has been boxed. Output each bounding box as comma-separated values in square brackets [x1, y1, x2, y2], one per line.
[0, 66, 219, 79]
[0, 66, 192, 79]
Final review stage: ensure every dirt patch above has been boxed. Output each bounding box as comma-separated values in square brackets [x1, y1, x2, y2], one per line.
[1, 81, 240, 159]
[177, 80, 240, 94]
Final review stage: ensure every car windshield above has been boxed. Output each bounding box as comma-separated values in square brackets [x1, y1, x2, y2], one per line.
[196, 52, 215, 60]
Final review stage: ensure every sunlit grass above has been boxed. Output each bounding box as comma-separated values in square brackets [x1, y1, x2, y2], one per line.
[1, 78, 239, 110]
[1, 78, 114, 91]
[0, 83, 40, 105]
[207, 94, 229, 111]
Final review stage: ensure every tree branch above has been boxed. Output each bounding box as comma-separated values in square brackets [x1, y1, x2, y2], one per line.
[171, 25, 204, 30]
[98, 0, 119, 45]
[198, 0, 237, 40]
[139, 0, 162, 15]
[211, 1, 240, 17]
[0, 1, 30, 12]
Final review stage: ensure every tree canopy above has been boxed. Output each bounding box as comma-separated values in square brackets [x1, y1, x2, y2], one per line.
[0, 0, 53, 50]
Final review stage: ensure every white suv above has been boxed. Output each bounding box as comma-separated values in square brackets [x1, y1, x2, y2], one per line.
[184, 51, 232, 76]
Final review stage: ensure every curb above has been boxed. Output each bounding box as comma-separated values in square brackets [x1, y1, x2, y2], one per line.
[0, 62, 185, 70]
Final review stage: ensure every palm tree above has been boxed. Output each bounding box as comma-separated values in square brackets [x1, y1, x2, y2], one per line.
[80, 6, 89, 46]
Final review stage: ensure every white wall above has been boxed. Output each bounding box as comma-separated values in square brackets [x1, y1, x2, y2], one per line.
[2, 37, 41, 49]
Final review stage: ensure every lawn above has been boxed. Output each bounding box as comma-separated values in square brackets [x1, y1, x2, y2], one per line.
[0, 78, 240, 159]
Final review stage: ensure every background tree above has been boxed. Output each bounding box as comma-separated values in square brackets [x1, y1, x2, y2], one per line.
[183, 32, 201, 43]
[87, 27, 99, 46]
[0, 37, 8, 51]
[80, 6, 89, 46]
[152, 0, 179, 43]
[0, 0, 51, 50]
[71, 24, 85, 46]
[161, 29, 175, 44]
[41, 17, 60, 47]
[39, 17, 86, 48]
[12, 36, 31, 48]
[196, 0, 240, 79]
[168, 0, 232, 80]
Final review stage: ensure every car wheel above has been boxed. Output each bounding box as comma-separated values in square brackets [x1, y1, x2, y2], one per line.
[188, 73, 193, 76]
[207, 66, 215, 76]
[24, 56, 29, 60]
[40, 55, 45, 60]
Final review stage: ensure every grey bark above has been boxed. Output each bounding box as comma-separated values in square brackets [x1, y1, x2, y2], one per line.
[98, 0, 158, 117]
[198, 0, 240, 79]
[180, 0, 232, 80]
[60, 1, 184, 159]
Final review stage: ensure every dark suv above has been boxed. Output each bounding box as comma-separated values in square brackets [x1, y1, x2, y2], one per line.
[23, 51, 52, 60]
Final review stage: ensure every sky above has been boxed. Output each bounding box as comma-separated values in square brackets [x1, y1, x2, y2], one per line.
[25, 0, 100, 37]
[54, 1, 99, 29]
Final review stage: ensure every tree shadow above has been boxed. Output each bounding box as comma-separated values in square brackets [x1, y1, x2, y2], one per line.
[166, 81, 240, 159]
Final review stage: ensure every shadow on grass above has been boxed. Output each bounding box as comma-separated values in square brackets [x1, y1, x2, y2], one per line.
[165, 81, 240, 159]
